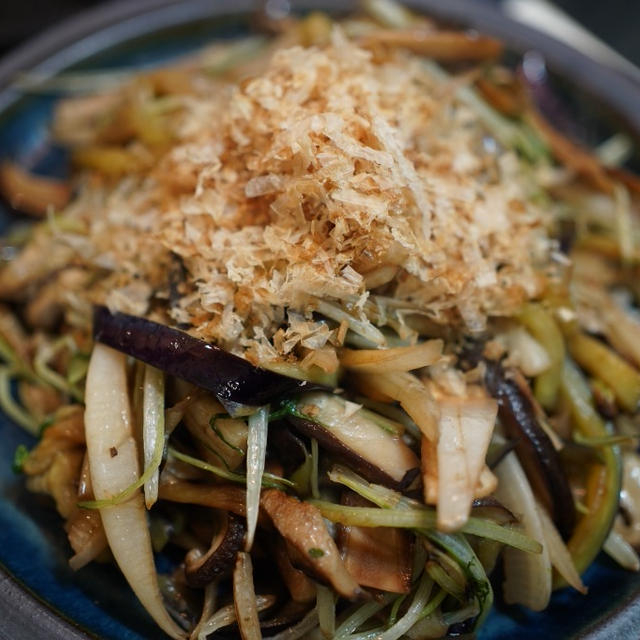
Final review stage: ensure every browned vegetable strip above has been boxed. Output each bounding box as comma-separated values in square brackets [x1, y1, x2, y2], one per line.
[0, 304, 31, 361]
[421, 435, 438, 504]
[274, 538, 317, 604]
[475, 77, 524, 117]
[233, 552, 261, 640]
[359, 29, 502, 60]
[337, 492, 412, 593]
[526, 108, 613, 193]
[0, 162, 70, 216]
[72, 145, 147, 175]
[24, 268, 89, 331]
[261, 489, 364, 600]
[158, 481, 247, 517]
[22, 406, 85, 518]
[66, 509, 108, 570]
[0, 229, 75, 300]
[52, 92, 122, 146]
[67, 452, 108, 571]
[606, 166, 640, 197]
[339, 339, 442, 373]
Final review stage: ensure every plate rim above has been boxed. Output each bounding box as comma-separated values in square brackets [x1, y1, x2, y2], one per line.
[0, 570, 94, 640]
[0, 1, 639, 638]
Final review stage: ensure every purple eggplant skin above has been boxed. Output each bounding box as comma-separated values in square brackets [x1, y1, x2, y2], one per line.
[484, 360, 576, 540]
[92, 306, 323, 405]
[268, 424, 309, 476]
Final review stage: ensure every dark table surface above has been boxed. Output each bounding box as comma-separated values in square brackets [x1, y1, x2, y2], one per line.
[0, 0, 639, 68]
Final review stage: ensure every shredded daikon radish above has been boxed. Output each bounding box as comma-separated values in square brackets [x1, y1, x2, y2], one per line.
[245, 406, 269, 550]
[536, 500, 587, 594]
[493, 451, 551, 611]
[84, 344, 184, 639]
[435, 394, 497, 531]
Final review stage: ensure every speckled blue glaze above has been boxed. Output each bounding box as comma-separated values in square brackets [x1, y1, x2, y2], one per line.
[0, 4, 639, 639]
[0, 423, 151, 639]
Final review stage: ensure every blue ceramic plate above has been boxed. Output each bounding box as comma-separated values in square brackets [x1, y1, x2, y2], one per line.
[0, 1, 639, 638]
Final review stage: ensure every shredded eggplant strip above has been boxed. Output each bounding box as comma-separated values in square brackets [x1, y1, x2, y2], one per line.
[310, 437, 320, 500]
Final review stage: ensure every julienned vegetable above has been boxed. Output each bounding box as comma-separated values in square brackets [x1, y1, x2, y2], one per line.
[84, 344, 185, 639]
[484, 359, 576, 539]
[4, 0, 640, 638]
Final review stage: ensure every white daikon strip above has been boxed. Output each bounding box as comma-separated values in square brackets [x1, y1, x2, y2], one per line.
[245, 405, 269, 550]
[436, 395, 497, 531]
[355, 371, 440, 441]
[84, 344, 184, 639]
[536, 500, 587, 594]
[198, 595, 275, 640]
[502, 326, 551, 377]
[604, 528, 640, 572]
[493, 451, 551, 611]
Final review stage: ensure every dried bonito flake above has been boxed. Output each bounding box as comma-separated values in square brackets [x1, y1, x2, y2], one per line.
[46, 30, 547, 359]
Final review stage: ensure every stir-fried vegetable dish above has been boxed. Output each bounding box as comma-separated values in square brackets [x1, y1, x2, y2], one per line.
[2, 0, 640, 637]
